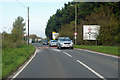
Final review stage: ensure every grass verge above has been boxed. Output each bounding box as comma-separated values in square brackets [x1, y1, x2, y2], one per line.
[2, 44, 35, 78]
[74, 45, 119, 56]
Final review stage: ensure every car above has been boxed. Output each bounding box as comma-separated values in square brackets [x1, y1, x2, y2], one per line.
[49, 40, 58, 47]
[57, 37, 74, 49]
[42, 40, 48, 45]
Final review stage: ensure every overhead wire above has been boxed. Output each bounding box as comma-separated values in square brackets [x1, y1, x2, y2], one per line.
[15, 0, 29, 34]
[15, 0, 27, 8]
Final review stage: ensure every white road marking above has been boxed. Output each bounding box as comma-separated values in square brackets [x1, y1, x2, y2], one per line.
[75, 48, 119, 59]
[36, 49, 42, 53]
[11, 49, 37, 79]
[51, 48, 61, 52]
[63, 52, 72, 57]
[76, 60, 107, 80]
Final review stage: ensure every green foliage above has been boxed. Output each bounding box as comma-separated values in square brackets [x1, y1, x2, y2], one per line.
[2, 34, 25, 49]
[59, 21, 75, 40]
[45, 2, 76, 39]
[2, 16, 35, 79]
[45, 2, 103, 39]
[115, 33, 120, 45]
[2, 16, 26, 49]
[84, 5, 119, 46]
[74, 45, 119, 56]
[12, 16, 25, 42]
[2, 44, 35, 78]
[46, 2, 120, 46]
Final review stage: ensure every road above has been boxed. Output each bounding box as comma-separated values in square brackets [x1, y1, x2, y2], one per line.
[14, 43, 119, 80]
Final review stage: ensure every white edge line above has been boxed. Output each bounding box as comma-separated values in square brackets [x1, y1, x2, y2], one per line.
[63, 52, 72, 57]
[12, 49, 37, 79]
[75, 48, 119, 59]
[76, 60, 107, 80]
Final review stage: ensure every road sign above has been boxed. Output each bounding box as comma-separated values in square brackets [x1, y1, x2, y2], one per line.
[83, 25, 100, 40]
[24, 33, 27, 36]
[74, 36, 76, 39]
[74, 32, 78, 36]
[88, 27, 92, 32]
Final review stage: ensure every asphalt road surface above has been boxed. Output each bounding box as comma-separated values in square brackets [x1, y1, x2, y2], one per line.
[14, 43, 119, 80]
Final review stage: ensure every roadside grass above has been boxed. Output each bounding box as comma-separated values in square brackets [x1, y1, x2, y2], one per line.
[2, 44, 35, 78]
[74, 45, 119, 56]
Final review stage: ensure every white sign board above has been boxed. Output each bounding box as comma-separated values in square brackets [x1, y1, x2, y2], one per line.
[52, 32, 59, 40]
[83, 25, 100, 40]
[29, 39, 32, 43]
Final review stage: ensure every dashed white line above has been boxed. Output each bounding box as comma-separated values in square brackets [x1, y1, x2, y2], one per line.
[76, 60, 107, 80]
[63, 52, 72, 57]
[52, 48, 61, 52]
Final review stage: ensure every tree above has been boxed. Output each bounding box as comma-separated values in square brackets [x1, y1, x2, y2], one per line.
[45, 2, 120, 46]
[59, 21, 75, 40]
[12, 16, 25, 42]
[84, 5, 119, 45]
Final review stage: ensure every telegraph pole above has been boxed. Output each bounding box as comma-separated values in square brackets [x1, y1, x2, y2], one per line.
[28, 7, 29, 45]
[75, 5, 77, 45]
[70, 5, 77, 45]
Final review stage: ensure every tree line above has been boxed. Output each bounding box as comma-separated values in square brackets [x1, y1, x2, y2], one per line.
[2, 16, 26, 49]
[45, 2, 120, 46]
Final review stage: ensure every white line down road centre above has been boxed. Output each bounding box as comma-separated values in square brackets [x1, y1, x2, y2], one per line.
[76, 60, 107, 80]
[63, 52, 72, 57]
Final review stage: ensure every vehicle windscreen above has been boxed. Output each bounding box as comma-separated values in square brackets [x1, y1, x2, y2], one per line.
[59, 38, 71, 41]
[51, 40, 57, 42]
[43, 40, 48, 42]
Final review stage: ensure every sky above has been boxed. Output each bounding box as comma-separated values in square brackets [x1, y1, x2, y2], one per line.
[0, 0, 73, 38]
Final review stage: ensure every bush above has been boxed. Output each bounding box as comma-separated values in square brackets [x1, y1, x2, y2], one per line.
[2, 44, 35, 78]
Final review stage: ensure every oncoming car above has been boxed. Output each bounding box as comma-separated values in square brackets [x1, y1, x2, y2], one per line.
[57, 37, 74, 49]
[42, 40, 48, 45]
[49, 40, 57, 47]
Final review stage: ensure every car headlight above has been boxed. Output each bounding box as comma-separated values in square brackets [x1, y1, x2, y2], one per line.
[60, 43, 64, 46]
[70, 42, 73, 46]
[71, 42, 73, 44]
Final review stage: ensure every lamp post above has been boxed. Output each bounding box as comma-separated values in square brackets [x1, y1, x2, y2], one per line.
[70, 5, 77, 45]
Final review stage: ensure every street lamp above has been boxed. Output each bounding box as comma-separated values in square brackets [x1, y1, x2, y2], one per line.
[70, 5, 77, 45]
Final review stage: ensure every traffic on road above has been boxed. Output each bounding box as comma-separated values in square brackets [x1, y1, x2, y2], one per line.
[42, 37, 74, 49]
[2, 1, 120, 80]
[11, 43, 118, 79]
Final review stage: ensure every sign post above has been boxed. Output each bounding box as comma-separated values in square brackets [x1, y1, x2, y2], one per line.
[75, 36, 76, 40]
[74, 32, 78, 36]
[24, 33, 27, 41]
[74, 32, 78, 44]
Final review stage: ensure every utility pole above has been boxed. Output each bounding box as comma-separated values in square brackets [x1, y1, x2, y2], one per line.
[28, 7, 29, 45]
[75, 5, 77, 45]
[70, 5, 77, 45]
